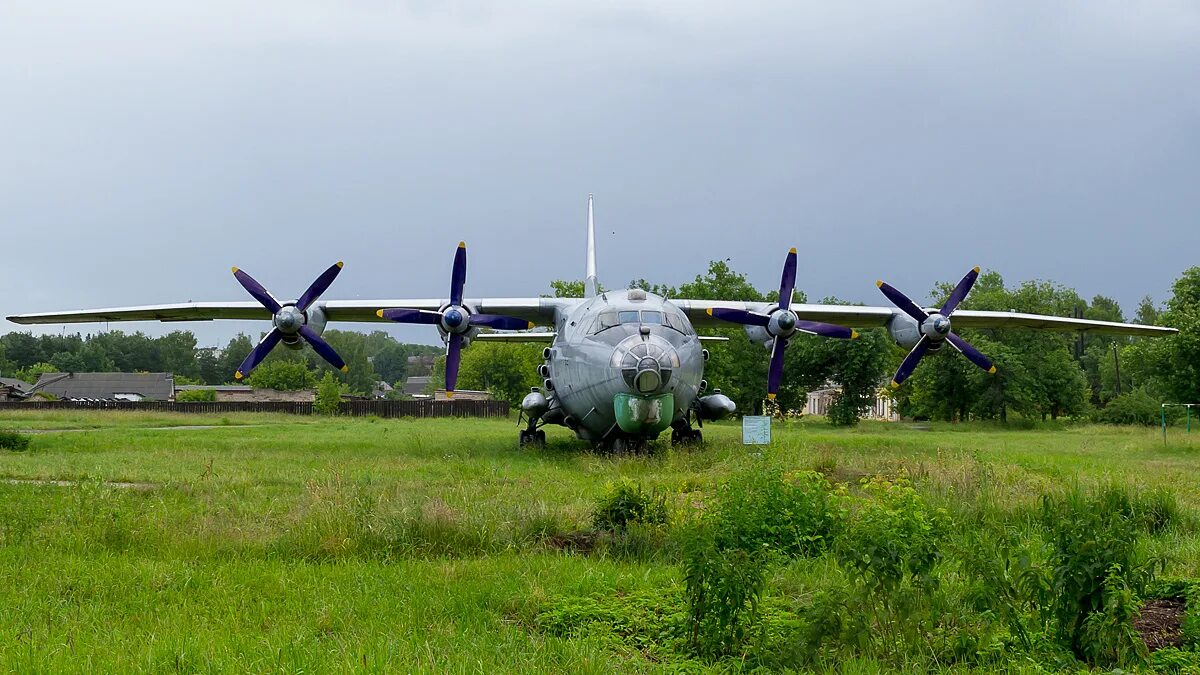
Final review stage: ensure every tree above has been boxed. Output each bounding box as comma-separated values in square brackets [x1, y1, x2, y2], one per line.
[246, 360, 316, 391]
[1133, 267, 1200, 404]
[314, 372, 343, 415]
[454, 340, 543, 406]
[218, 334, 255, 383]
[15, 362, 59, 386]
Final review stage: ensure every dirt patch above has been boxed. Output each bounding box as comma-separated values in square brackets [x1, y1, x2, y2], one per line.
[546, 531, 597, 554]
[1136, 597, 1187, 652]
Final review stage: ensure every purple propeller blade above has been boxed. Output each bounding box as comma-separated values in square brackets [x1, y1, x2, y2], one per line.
[877, 281, 929, 324]
[232, 268, 282, 314]
[450, 242, 467, 307]
[470, 314, 534, 331]
[794, 320, 859, 340]
[766, 336, 788, 400]
[233, 329, 283, 380]
[296, 261, 344, 312]
[444, 333, 464, 397]
[946, 332, 996, 374]
[940, 267, 980, 316]
[891, 336, 931, 388]
[707, 308, 771, 327]
[299, 325, 348, 372]
[378, 308, 444, 324]
[778, 247, 797, 311]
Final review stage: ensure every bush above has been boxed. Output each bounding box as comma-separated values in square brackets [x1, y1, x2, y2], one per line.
[1095, 389, 1162, 426]
[712, 466, 841, 557]
[314, 372, 343, 416]
[682, 526, 769, 658]
[175, 389, 216, 402]
[0, 430, 31, 452]
[837, 477, 946, 593]
[1040, 485, 1166, 665]
[591, 479, 666, 532]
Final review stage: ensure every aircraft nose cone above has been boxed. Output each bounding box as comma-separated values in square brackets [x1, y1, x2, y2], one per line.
[634, 357, 663, 394]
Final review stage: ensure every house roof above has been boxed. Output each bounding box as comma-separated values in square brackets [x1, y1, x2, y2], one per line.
[175, 385, 253, 392]
[0, 377, 32, 394]
[403, 376, 432, 396]
[35, 372, 175, 401]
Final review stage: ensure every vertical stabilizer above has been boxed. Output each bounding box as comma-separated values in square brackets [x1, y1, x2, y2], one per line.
[584, 194, 599, 298]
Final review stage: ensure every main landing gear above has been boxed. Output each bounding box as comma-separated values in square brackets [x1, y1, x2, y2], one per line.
[671, 405, 704, 446]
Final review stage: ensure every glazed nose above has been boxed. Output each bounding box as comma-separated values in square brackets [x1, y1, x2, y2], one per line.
[634, 357, 662, 394]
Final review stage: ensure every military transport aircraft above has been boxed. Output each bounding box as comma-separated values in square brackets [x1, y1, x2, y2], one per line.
[8, 196, 1177, 450]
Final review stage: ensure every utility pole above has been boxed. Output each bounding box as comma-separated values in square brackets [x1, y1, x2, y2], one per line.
[1112, 343, 1122, 396]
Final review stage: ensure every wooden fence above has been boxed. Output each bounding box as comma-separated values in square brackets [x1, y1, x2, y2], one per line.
[0, 399, 510, 419]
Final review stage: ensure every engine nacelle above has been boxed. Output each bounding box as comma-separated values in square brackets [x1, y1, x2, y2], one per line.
[886, 313, 921, 349]
[744, 324, 772, 348]
[282, 304, 329, 349]
[521, 388, 549, 418]
[698, 391, 736, 421]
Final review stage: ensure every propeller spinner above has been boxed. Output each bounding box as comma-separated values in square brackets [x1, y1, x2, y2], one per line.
[377, 242, 533, 398]
[231, 262, 348, 380]
[877, 266, 997, 388]
[706, 247, 859, 400]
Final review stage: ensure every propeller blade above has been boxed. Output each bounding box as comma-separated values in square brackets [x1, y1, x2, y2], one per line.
[876, 281, 929, 324]
[946, 332, 996, 374]
[470, 314, 534, 331]
[296, 261, 344, 312]
[890, 336, 931, 388]
[706, 308, 771, 327]
[794, 320, 859, 340]
[450, 241, 467, 307]
[778, 247, 797, 311]
[766, 336, 788, 400]
[233, 329, 283, 380]
[232, 268, 282, 314]
[377, 308, 444, 325]
[941, 267, 980, 316]
[298, 325, 348, 372]
[444, 333, 464, 397]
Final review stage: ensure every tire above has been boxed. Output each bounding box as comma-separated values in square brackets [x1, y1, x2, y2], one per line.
[535, 430, 546, 445]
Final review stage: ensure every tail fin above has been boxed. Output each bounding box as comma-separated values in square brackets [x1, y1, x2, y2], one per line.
[584, 194, 599, 298]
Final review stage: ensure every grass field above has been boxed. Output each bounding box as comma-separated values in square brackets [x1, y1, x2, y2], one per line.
[1, 410, 1199, 672]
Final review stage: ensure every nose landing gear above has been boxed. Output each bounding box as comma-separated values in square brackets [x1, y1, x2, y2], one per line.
[519, 428, 546, 448]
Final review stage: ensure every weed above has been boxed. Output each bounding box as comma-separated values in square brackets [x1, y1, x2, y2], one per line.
[0, 429, 31, 451]
[591, 479, 665, 532]
[712, 465, 841, 557]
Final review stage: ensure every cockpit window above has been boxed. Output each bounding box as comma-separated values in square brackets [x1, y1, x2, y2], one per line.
[618, 310, 640, 324]
[641, 311, 662, 325]
[598, 311, 620, 330]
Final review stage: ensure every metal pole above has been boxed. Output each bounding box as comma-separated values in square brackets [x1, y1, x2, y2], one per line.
[1189, 405, 1192, 434]
[1112, 344, 1122, 396]
[1163, 405, 1167, 443]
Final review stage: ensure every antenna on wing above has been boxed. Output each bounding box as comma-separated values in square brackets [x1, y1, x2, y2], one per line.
[584, 194, 599, 298]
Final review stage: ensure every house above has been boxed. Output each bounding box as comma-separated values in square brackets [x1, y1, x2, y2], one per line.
[34, 372, 175, 402]
[372, 381, 395, 399]
[406, 355, 437, 377]
[434, 389, 491, 401]
[805, 384, 899, 421]
[0, 378, 32, 401]
[403, 375, 432, 399]
[174, 385, 315, 403]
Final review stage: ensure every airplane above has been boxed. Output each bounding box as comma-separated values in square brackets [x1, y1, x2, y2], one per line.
[7, 196, 1177, 451]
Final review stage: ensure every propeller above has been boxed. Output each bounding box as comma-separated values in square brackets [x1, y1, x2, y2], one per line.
[877, 266, 997, 388]
[377, 242, 534, 397]
[706, 247, 859, 400]
[230, 262, 348, 380]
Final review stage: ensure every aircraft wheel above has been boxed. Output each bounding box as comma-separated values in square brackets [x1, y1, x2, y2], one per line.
[535, 430, 546, 446]
[518, 430, 530, 447]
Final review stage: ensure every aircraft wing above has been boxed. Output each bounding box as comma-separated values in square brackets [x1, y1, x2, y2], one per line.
[7, 297, 567, 326]
[673, 300, 1176, 337]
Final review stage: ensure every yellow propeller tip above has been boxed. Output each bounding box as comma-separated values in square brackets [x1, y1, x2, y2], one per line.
[705, 308, 714, 316]
[336, 261, 344, 268]
[231, 266, 239, 274]
[340, 366, 349, 373]
[890, 381, 901, 389]
[851, 330, 860, 339]
[527, 322, 535, 329]
[458, 241, 466, 248]
[988, 366, 997, 374]
[375, 309, 385, 318]
[766, 393, 776, 400]
[788, 247, 797, 254]
[445, 391, 455, 399]
[234, 371, 244, 380]
[875, 280, 884, 288]
[973, 266, 980, 274]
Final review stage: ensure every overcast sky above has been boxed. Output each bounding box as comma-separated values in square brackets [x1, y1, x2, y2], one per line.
[2, 1, 1197, 347]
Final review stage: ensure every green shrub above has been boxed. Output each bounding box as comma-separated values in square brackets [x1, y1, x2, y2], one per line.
[1095, 389, 1162, 426]
[837, 477, 946, 593]
[314, 372, 343, 416]
[682, 526, 769, 658]
[0, 429, 31, 452]
[591, 479, 665, 532]
[175, 389, 216, 402]
[1040, 485, 1166, 664]
[712, 466, 841, 557]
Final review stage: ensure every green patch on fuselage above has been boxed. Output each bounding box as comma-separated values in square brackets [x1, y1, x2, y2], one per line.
[613, 393, 674, 436]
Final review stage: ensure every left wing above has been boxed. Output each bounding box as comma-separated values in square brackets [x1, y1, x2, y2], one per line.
[673, 299, 1176, 338]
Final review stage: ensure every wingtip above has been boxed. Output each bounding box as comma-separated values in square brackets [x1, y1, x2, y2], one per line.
[376, 309, 385, 318]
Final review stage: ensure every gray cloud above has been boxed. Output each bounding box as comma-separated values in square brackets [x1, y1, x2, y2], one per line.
[2, 1, 1197, 346]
